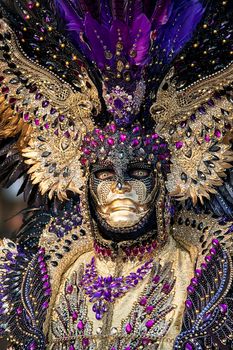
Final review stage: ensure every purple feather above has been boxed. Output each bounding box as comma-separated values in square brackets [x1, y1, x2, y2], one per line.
[129, 14, 151, 65]
[99, 0, 112, 28]
[110, 19, 130, 53]
[85, 13, 112, 68]
[156, 0, 206, 62]
[151, 0, 173, 28]
[126, 0, 143, 25]
[111, 0, 127, 21]
[53, 0, 83, 32]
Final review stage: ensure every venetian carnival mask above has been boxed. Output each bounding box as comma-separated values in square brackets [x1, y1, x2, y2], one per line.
[81, 123, 170, 233]
[89, 161, 157, 229]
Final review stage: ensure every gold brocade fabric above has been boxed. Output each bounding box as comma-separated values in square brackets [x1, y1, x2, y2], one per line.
[48, 236, 198, 350]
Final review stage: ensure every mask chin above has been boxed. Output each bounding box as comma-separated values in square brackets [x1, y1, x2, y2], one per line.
[89, 196, 157, 242]
[99, 209, 148, 228]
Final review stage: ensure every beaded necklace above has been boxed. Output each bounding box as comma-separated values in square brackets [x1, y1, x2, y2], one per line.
[79, 257, 154, 320]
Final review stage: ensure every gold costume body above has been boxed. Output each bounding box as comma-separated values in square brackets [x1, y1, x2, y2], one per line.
[47, 235, 197, 350]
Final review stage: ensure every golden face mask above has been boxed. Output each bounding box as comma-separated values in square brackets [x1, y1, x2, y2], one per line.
[89, 164, 158, 229]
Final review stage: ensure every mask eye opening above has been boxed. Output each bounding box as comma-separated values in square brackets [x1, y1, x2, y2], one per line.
[94, 168, 116, 180]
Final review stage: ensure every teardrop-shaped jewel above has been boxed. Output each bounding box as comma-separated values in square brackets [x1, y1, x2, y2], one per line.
[110, 327, 118, 335]
[61, 140, 70, 151]
[96, 327, 102, 335]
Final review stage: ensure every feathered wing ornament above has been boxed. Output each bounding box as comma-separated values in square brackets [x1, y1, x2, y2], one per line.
[0, 240, 50, 349]
[0, 19, 100, 202]
[174, 245, 233, 350]
[151, 62, 233, 205]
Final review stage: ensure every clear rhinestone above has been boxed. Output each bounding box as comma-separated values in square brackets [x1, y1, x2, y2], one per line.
[110, 327, 118, 335]
[96, 327, 102, 334]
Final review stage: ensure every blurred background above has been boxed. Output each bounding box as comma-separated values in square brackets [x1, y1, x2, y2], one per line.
[0, 179, 26, 350]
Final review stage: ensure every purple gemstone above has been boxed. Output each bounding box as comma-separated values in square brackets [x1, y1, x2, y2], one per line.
[185, 300, 192, 309]
[146, 305, 154, 314]
[42, 274, 49, 281]
[66, 285, 73, 294]
[41, 267, 47, 275]
[133, 247, 139, 256]
[153, 275, 160, 284]
[64, 131, 70, 138]
[162, 282, 171, 294]
[119, 133, 127, 142]
[144, 138, 151, 146]
[16, 307, 23, 315]
[82, 338, 89, 348]
[190, 113, 196, 121]
[201, 262, 208, 270]
[44, 123, 50, 129]
[35, 93, 42, 100]
[54, 129, 59, 136]
[152, 144, 159, 151]
[212, 239, 219, 246]
[187, 285, 195, 294]
[43, 281, 50, 289]
[125, 323, 132, 334]
[69, 345, 75, 350]
[191, 277, 198, 286]
[185, 342, 194, 350]
[205, 255, 212, 263]
[198, 106, 206, 114]
[210, 247, 216, 255]
[152, 133, 159, 139]
[94, 128, 101, 135]
[77, 320, 84, 330]
[50, 107, 57, 114]
[214, 92, 221, 100]
[42, 100, 49, 108]
[175, 141, 183, 149]
[139, 297, 147, 306]
[72, 311, 78, 321]
[109, 124, 117, 133]
[124, 347, 131, 350]
[90, 140, 98, 147]
[39, 248, 45, 254]
[2, 86, 9, 94]
[205, 135, 211, 142]
[207, 99, 215, 107]
[203, 312, 212, 321]
[132, 125, 140, 134]
[39, 262, 46, 269]
[145, 319, 155, 328]
[107, 138, 115, 146]
[23, 113, 30, 121]
[44, 288, 51, 296]
[214, 129, 221, 138]
[142, 338, 150, 346]
[131, 139, 140, 147]
[83, 148, 91, 155]
[42, 301, 49, 309]
[59, 115, 65, 122]
[219, 303, 228, 314]
[195, 269, 202, 277]
[114, 98, 124, 110]
[96, 312, 102, 320]
[29, 342, 37, 350]
[35, 119, 40, 126]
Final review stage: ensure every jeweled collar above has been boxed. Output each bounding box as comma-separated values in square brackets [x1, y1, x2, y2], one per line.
[93, 224, 168, 262]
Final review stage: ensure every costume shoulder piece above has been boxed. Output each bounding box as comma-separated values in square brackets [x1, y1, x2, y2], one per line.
[0, 1, 232, 349]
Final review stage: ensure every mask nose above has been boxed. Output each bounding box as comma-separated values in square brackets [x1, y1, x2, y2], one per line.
[111, 181, 132, 193]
